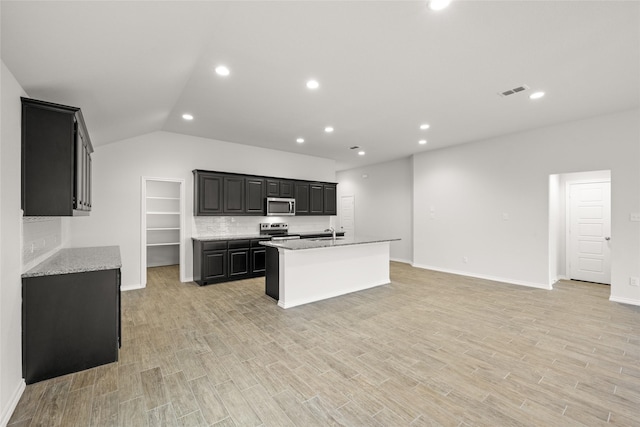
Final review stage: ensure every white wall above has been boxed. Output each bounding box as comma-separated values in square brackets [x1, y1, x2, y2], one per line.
[413, 109, 640, 304]
[337, 157, 413, 263]
[0, 61, 26, 426]
[67, 131, 336, 289]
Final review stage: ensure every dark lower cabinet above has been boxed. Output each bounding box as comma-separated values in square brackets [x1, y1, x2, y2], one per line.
[203, 250, 227, 282]
[228, 240, 250, 278]
[22, 268, 121, 384]
[194, 238, 269, 285]
[265, 246, 280, 300]
[251, 247, 266, 274]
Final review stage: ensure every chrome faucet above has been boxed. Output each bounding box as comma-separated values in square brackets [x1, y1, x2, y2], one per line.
[324, 227, 336, 240]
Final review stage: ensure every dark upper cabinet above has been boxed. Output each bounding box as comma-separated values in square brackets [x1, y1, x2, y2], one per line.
[323, 184, 337, 215]
[22, 97, 93, 216]
[295, 182, 310, 215]
[266, 179, 280, 197]
[279, 180, 294, 197]
[223, 175, 245, 214]
[193, 169, 336, 216]
[194, 172, 223, 215]
[309, 184, 324, 215]
[266, 179, 294, 198]
[245, 177, 265, 214]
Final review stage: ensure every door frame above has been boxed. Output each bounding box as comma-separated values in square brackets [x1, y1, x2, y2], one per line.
[140, 176, 186, 287]
[564, 178, 612, 285]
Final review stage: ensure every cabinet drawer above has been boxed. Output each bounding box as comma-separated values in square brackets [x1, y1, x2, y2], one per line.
[228, 240, 251, 249]
[202, 241, 227, 251]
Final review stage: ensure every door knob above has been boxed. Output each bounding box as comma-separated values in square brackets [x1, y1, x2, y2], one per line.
[605, 237, 611, 241]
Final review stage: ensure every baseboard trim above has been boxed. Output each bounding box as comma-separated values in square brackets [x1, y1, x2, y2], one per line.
[121, 283, 145, 292]
[1, 379, 25, 427]
[609, 295, 640, 307]
[390, 258, 412, 265]
[411, 263, 552, 290]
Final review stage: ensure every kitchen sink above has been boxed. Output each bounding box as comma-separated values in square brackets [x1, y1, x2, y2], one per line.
[310, 237, 345, 242]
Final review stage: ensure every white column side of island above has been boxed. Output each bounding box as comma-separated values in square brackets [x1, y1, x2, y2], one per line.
[277, 241, 391, 309]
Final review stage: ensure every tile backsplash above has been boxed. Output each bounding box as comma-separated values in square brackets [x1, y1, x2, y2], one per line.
[193, 216, 331, 238]
[22, 217, 63, 270]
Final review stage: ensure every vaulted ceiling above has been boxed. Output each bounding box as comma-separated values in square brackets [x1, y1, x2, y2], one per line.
[2, 1, 638, 170]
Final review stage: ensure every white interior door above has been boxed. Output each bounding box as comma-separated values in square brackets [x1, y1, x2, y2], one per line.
[568, 181, 611, 284]
[340, 195, 355, 237]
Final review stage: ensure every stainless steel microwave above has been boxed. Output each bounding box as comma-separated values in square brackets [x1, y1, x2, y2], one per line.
[266, 197, 296, 216]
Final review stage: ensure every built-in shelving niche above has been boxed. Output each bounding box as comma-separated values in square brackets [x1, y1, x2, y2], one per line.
[141, 178, 185, 286]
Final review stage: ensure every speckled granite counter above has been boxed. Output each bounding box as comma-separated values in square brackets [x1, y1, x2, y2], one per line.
[260, 235, 399, 250]
[192, 230, 344, 242]
[22, 246, 122, 278]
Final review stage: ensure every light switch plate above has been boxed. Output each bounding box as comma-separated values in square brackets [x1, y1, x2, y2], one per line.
[630, 213, 640, 222]
[630, 277, 640, 287]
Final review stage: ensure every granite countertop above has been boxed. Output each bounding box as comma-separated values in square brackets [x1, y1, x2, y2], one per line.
[22, 246, 122, 278]
[193, 230, 344, 242]
[260, 235, 400, 250]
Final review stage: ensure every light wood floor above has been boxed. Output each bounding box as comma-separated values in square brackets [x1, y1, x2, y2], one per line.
[8, 262, 640, 426]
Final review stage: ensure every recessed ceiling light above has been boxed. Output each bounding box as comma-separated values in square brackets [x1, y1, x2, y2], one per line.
[419, 139, 427, 145]
[420, 123, 430, 130]
[306, 80, 319, 89]
[358, 151, 365, 156]
[296, 138, 304, 143]
[428, 0, 451, 11]
[325, 126, 334, 133]
[182, 113, 194, 121]
[529, 91, 545, 100]
[215, 65, 230, 76]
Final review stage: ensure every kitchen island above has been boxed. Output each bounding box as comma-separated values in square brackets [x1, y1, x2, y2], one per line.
[261, 236, 400, 309]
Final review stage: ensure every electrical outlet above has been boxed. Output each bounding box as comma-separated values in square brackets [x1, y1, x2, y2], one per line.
[630, 277, 640, 287]
[502, 213, 510, 221]
[463, 256, 468, 264]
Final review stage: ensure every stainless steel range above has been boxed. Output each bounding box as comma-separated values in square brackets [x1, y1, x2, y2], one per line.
[259, 223, 301, 241]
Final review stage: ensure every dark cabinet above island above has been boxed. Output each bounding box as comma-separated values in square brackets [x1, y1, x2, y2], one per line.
[193, 170, 337, 216]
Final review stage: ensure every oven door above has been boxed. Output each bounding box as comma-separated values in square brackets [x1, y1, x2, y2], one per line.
[266, 198, 295, 216]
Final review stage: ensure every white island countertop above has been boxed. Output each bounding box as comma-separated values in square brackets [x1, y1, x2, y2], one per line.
[262, 236, 399, 309]
[260, 235, 399, 250]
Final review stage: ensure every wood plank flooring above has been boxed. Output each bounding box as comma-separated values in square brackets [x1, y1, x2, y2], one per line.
[8, 262, 640, 426]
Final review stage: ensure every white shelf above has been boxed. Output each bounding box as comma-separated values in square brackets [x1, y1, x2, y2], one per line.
[147, 227, 180, 231]
[147, 196, 180, 200]
[147, 242, 180, 247]
[147, 211, 180, 215]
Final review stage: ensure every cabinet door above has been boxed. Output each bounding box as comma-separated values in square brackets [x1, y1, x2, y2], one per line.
[280, 180, 294, 198]
[195, 172, 223, 215]
[228, 249, 250, 278]
[266, 179, 280, 197]
[203, 250, 227, 280]
[251, 247, 266, 274]
[323, 184, 337, 215]
[22, 269, 119, 384]
[245, 178, 265, 214]
[310, 184, 324, 215]
[295, 182, 309, 215]
[224, 176, 245, 214]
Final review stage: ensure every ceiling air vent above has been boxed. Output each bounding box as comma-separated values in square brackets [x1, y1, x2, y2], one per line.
[498, 85, 529, 97]
[349, 146, 360, 150]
